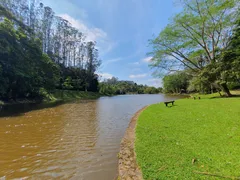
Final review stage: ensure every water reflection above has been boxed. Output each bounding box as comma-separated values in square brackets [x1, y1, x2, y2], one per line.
[0, 94, 183, 179]
[0, 101, 65, 117]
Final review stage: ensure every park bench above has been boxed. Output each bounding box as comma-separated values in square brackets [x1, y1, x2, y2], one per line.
[164, 100, 175, 107]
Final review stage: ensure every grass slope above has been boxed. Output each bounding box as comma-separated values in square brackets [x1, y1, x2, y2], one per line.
[0, 90, 101, 106]
[135, 96, 240, 179]
[51, 90, 101, 101]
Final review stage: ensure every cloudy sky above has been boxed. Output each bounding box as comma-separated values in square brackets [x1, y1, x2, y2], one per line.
[42, 0, 181, 87]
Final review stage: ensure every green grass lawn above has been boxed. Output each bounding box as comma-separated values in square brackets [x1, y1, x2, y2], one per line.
[135, 96, 240, 179]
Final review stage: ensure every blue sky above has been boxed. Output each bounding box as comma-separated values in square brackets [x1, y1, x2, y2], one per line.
[42, 0, 181, 87]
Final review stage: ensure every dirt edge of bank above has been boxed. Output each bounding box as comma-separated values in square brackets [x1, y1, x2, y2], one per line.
[117, 106, 148, 180]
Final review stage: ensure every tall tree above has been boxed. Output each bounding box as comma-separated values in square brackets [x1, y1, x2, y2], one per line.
[0, 1, 102, 100]
[219, 17, 240, 89]
[149, 0, 239, 96]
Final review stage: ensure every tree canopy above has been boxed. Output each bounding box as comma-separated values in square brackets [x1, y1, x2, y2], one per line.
[99, 77, 162, 95]
[163, 72, 191, 94]
[149, 0, 240, 96]
[0, 1, 101, 100]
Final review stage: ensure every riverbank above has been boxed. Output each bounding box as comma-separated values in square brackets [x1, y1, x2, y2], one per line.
[118, 107, 147, 180]
[0, 91, 168, 106]
[0, 90, 101, 106]
[135, 94, 240, 179]
[51, 90, 101, 101]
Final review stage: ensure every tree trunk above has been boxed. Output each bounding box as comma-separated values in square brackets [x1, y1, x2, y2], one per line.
[210, 84, 214, 94]
[221, 82, 232, 97]
[217, 90, 222, 97]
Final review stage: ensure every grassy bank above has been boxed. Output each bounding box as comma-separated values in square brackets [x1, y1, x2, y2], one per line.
[0, 90, 101, 106]
[50, 90, 101, 101]
[135, 94, 240, 179]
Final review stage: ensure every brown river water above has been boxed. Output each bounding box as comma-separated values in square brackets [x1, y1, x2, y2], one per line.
[0, 94, 182, 180]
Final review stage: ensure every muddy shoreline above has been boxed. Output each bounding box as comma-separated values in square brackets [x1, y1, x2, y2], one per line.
[117, 106, 148, 180]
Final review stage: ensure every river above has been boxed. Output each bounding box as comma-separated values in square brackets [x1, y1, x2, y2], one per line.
[0, 94, 182, 180]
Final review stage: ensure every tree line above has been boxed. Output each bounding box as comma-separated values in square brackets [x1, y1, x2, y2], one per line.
[99, 77, 162, 95]
[0, 0, 100, 100]
[150, 0, 240, 96]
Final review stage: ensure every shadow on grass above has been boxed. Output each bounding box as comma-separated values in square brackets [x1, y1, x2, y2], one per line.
[209, 94, 240, 99]
[165, 105, 178, 108]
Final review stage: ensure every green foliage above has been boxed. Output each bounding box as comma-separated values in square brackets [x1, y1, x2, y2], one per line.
[99, 77, 162, 95]
[150, 0, 238, 70]
[0, 17, 61, 100]
[227, 82, 240, 90]
[63, 77, 74, 90]
[220, 17, 240, 86]
[59, 67, 99, 92]
[0, 18, 39, 99]
[143, 87, 160, 94]
[149, 0, 239, 96]
[196, 16, 240, 95]
[52, 90, 101, 101]
[99, 83, 117, 95]
[163, 72, 191, 93]
[40, 54, 60, 90]
[136, 96, 240, 179]
[0, 3, 101, 101]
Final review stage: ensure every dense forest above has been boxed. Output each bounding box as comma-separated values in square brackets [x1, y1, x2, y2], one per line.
[0, 0, 160, 102]
[0, 0, 101, 101]
[150, 0, 240, 96]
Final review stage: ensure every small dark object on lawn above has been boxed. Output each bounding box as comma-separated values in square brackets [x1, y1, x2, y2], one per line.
[194, 97, 196, 100]
[164, 101, 175, 107]
[198, 97, 201, 99]
[192, 158, 197, 164]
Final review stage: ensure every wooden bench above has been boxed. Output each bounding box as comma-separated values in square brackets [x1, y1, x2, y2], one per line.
[164, 101, 175, 107]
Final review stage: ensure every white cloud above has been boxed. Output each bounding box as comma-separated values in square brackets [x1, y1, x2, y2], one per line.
[58, 14, 115, 57]
[42, 0, 88, 19]
[128, 56, 153, 67]
[132, 68, 142, 72]
[142, 56, 153, 63]
[98, 73, 113, 80]
[129, 73, 148, 79]
[103, 53, 141, 67]
[99, 42, 117, 56]
[104, 57, 122, 65]
[59, 14, 107, 42]
[129, 62, 141, 66]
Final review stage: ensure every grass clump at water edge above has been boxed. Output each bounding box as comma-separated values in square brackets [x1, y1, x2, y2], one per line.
[135, 95, 240, 179]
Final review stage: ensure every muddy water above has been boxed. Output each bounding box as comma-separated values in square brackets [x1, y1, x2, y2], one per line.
[0, 94, 182, 180]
